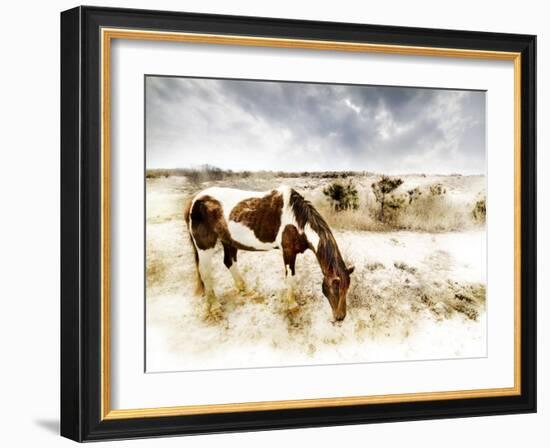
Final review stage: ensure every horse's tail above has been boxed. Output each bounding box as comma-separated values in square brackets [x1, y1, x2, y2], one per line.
[184, 197, 205, 296]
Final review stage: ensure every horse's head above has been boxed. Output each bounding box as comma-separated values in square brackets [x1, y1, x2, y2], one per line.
[322, 265, 354, 321]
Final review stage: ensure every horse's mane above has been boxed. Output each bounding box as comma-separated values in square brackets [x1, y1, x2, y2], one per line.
[289, 189, 347, 278]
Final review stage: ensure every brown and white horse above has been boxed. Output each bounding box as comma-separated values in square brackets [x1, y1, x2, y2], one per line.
[184, 185, 354, 321]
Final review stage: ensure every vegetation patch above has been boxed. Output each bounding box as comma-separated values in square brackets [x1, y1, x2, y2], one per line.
[322, 180, 359, 211]
[472, 198, 486, 223]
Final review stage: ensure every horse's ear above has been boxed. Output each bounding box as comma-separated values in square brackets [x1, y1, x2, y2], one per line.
[347, 266, 355, 275]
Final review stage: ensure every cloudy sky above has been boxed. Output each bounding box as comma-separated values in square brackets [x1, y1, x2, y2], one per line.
[145, 76, 486, 174]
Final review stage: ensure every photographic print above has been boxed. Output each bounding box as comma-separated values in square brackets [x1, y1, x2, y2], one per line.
[61, 9, 536, 440]
[145, 75, 487, 372]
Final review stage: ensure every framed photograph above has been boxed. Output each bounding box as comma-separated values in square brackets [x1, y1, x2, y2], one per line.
[60, 6, 536, 442]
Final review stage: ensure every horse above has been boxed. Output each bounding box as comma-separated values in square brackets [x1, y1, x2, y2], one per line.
[184, 185, 354, 321]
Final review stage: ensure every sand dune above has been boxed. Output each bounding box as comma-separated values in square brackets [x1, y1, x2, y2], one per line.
[146, 173, 486, 372]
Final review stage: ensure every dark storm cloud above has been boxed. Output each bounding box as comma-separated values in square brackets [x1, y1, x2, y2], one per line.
[146, 76, 486, 174]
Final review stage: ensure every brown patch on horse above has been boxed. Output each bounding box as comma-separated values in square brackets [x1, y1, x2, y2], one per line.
[190, 195, 231, 250]
[282, 225, 310, 275]
[189, 195, 258, 252]
[229, 190, 283, 243]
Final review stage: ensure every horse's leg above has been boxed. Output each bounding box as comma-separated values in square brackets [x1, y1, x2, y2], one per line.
[282, 241, 299, 314]
[282, 225, 310, 313]
[223, 242, 262, 303]
[197, 247, 222, 318]
[283, 253, 299, 313]
[222, 243, 245, 292]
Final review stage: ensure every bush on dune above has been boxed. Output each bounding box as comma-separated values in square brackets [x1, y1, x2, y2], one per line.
[371, 176, 404, 222]
[322, 180, 359, 211]
[472, 198, 486, 223]
[395, 192, 470, 232]
[381, 180, 472, 232]
[316, 176, 483, 233]
[147, 168, 486, 233]
[317, 203, 384, 232]
[146, 165, 237, 183]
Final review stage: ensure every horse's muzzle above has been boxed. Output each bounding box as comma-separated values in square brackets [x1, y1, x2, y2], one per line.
[333, 310, 346, 321]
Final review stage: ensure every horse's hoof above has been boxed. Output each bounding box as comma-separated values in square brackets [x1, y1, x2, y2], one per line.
[205, 303, 223, 321]
[206, 311, 223, 322]
[234, 296, 247, 306]
[286, 303, 300, 315]
[242, 289, 264, 303]
[251, 293, 265, 304]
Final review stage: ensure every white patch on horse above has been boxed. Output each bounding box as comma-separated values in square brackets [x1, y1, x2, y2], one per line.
[304, 223, 320, 251]
[275, 185, 299, 244]
[227, 221, 276, 250]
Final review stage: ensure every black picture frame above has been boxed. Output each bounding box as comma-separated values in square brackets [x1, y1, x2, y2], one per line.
[61, 5, 536, 442]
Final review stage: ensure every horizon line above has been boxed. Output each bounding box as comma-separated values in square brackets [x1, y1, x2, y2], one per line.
[145, 167, 485, 177]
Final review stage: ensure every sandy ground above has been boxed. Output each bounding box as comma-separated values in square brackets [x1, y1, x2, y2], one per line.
[146, 175, 486, 372]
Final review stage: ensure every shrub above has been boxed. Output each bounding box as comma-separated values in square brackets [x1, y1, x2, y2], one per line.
[472, 198, 486, 223]
[386, 194, 406, 211]
[429, 183, 446, 196]
[371, 176, 404, 221]
[180, 165, 234, 184]
[394, 261, 417, 275]
[323, 180, 359, 212]
[146, 169, 171, 179]
[366, 262, 385, 271]
[407, 187, 422, 204]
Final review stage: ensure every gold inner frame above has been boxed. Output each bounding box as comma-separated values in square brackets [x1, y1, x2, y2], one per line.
[100, 28, 522, 420]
